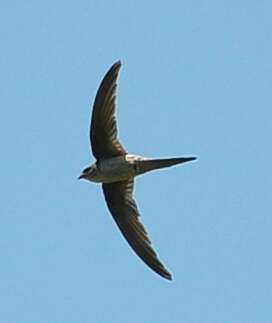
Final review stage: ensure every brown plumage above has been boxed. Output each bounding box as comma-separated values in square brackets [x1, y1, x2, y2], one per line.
[90, 61, 126, 159]
[79, 61, 197, 280]
[102, 180, 172, 280]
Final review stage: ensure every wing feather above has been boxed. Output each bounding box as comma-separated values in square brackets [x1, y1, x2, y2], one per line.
[90, 61, 127, 159]
[102, 180, 172, 280]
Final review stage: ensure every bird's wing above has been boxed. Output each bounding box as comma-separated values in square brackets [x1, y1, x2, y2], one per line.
[102, 180, 172, 280]
[90, 61, 127, 159]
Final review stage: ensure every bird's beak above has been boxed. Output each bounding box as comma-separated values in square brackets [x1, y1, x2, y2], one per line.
[78, 174, 84, 180]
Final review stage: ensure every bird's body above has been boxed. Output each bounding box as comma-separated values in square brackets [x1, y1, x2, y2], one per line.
[83, 155, 140, 183]
[82, 154, 195, 184]
[79, 61, 197, 280]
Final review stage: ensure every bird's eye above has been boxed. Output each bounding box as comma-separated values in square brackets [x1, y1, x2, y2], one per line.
[83, 167, 91, 174]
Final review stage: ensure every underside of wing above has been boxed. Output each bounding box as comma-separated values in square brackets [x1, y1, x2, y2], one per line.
[102, 180, 172, 280]
[90, 61, 127, 159]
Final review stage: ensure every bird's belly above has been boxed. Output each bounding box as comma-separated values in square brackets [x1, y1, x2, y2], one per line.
[94, 156, 136, 183]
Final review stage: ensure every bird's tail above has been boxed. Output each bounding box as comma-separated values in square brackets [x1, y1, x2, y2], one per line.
[136, 157, 197, 175]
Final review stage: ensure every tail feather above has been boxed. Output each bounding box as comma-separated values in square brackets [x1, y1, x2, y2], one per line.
[136, 157, 196, 175]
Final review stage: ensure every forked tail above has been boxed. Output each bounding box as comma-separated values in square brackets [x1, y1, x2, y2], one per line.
[136, 157, 197, 175]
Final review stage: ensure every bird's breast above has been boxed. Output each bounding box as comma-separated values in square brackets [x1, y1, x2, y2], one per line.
[94, 155, 136, 183]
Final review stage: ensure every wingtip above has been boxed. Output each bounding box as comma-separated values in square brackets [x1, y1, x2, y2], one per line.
[156, 266, 173, 281]
[107, 60, 122, 75]
[113, 60, 122, 68]
[163, 273, 173, 281]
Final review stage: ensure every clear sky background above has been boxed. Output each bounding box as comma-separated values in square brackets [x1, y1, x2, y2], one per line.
[1, 1, 271, 322]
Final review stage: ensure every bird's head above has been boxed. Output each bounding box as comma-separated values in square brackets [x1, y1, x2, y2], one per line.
[78, 164, 97, 181]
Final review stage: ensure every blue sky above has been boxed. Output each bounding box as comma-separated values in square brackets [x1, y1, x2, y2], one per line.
[1, 1, 271, 322]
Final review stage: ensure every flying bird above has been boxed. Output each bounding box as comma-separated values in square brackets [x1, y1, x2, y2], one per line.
[79, 61, 196, 280]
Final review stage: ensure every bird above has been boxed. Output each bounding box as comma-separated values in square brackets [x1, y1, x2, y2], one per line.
[78, 61, 197, 280]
